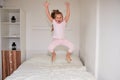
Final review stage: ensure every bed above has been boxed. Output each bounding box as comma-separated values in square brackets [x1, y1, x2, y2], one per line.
[5, 54, 96, 80]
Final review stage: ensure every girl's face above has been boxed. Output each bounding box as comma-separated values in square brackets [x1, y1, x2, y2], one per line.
[55, 14, 63, 24]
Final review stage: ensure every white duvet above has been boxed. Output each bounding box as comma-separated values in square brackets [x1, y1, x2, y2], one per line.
[5, 54, 96, 80]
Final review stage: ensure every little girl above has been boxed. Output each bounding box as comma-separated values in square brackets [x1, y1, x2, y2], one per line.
[44, 1, 74, 63]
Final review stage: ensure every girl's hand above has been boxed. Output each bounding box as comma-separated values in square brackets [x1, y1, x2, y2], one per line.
[44, 1, 53, 22]
[65, 2, 70, 7]
[44, 1, 49, 8]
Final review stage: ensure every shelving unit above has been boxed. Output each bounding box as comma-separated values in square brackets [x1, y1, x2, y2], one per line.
[1, 9, 20, 50]
[0, 8, 26, 79]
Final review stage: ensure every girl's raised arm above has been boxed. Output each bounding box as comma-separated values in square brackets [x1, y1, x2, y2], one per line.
[64, 2, 70, 23]
[44, 1, 53, 22]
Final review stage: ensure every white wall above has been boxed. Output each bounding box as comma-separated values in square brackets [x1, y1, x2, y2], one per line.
[0, 0, 4, 7]
[80, 0, 120, 80]
[97, 0, 120, 80]
[0, 9, 2, 80]
[4, 0, 81, 58]
[79, 0, 97, 75]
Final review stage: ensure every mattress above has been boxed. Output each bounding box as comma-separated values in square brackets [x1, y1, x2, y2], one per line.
[5, 54, 96, 80]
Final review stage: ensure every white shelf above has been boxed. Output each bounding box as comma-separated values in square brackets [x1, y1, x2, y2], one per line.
[1, 22, 20, 25]
[0, 8, 26, 62]
[1, 8, 20, 13]
[1, 36, 20, 39]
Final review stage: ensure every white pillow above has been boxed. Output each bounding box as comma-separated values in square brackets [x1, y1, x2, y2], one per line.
[53, 54, 83, 66]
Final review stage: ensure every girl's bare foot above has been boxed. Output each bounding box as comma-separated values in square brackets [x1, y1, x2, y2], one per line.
[66, 52, 72, 63]
[52, 51, 56, 62]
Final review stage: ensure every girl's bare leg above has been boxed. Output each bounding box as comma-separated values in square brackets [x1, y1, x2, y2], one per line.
[66, 52, 72, 63]
[52, 51, 56, 62]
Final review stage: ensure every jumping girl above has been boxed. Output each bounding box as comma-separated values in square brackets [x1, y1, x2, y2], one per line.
[44, 1, 74, 63]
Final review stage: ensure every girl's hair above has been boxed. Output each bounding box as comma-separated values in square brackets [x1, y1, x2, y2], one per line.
[51, 10, 63, 19]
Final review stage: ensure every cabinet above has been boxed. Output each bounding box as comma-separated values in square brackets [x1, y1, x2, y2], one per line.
[0, 8, 26, 79]
[2, 50, 21, 80]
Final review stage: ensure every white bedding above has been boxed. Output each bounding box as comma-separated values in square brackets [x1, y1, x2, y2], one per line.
[5, 54, 96, 80]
